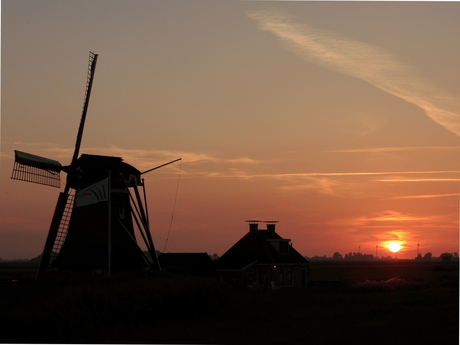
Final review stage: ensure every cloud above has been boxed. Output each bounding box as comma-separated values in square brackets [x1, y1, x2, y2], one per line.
[247, 11, 460, 136]
[279, 176, 342, 195]
[363, 210, 432, 222]
[3, 141, 260, 175]
[328, 146, 460, 153]
[375, 178, 460, 182]
[387, 193, 459, 200]
[331, 210, 452, 231]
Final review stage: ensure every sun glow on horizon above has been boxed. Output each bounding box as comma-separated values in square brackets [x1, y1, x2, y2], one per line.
[387, 242, 402, 253]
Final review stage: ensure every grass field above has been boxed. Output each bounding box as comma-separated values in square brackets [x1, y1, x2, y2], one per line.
[0, 260, 458, 344]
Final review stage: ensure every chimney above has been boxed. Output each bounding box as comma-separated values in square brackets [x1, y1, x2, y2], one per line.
[246, 220, 262, 232]
[264, 221, 279, 232]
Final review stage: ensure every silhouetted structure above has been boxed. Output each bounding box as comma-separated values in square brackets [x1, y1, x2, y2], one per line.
[159, 253, 215, 277]
[215, 221, 309, 288]
[11, 52, 180, 277]
[50, 155, 152, 273]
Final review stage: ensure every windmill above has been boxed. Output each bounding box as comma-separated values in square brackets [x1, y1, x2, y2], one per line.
[11, 52, 180, 277]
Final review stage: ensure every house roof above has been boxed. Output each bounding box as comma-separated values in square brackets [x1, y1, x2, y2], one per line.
[215, 229, 308, 270]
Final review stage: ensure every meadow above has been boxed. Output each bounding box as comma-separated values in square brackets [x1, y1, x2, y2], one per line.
[0, 260, 458, 344]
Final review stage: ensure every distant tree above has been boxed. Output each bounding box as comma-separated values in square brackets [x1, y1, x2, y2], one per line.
[440, 253, 453, 261]
[29, 255, 42, 262]
[332, 252, 343, 260]
[423, 252, 432, 260]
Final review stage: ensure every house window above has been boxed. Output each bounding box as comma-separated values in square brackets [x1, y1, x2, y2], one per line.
[279, 267, 285, 286]
[258, 268, 269, 287]
[279, 241, 289, 254]
[287, 267, 293, 286]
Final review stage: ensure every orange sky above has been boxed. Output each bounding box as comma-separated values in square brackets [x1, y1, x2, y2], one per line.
[1, 1, 459, 259]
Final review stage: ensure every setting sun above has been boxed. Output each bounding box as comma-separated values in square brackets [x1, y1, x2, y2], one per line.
[387, 242, 402, 253]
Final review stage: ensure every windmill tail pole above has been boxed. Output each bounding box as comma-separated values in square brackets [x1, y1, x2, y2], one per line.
[141, 158, 181, 175]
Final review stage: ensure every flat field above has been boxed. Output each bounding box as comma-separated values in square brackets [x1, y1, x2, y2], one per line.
[0, 260, 458, 344]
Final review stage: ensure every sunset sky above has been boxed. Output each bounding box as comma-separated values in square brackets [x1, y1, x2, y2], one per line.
[1, 1, 459, 260]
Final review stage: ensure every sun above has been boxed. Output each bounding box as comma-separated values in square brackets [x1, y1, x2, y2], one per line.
[387, 242, 401, 253]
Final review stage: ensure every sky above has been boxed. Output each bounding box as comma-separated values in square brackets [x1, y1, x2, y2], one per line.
[1, 0, 459, 260]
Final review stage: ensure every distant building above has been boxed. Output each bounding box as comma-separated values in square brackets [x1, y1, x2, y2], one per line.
[215, 221, 309, 288]
[158, 252, 215, 277]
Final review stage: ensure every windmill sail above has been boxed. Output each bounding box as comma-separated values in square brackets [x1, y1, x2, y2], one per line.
[48, 191, 75, 267]
[11, 150, 62, 188]
[36, 52, 98, 278]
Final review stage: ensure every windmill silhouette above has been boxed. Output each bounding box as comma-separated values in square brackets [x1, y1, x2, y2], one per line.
[11, 52, 180, 277]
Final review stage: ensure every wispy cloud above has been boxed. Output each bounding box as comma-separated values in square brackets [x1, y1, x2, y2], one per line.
[375, 178, 460, 182]
[247, 11, 460, 136]
[279, 176, 342, 196]
[360, 210, 432, 223]
[387, 193, 459, 200]
[328, 146, 460, 153]
[331, 210, 452, 230]
[3, 141, 260, 173]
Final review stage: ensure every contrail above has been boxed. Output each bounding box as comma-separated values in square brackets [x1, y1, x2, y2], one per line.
[247, 11, 460, 136]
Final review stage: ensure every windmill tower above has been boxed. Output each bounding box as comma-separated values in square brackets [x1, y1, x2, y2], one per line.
[11, 52, 179, 277]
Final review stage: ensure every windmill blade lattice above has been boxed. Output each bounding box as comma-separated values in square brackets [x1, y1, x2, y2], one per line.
[11, 150, 62, 188]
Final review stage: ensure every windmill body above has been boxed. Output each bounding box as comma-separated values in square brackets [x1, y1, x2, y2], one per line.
[10, 52, 170, 277]
[52, 154, 150, 273]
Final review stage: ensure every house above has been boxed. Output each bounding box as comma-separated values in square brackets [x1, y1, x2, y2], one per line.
[158, 252, 215, 277]
[215, 221, 309, 288]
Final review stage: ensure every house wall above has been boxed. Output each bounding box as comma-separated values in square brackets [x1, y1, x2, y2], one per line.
[235, 264, 309, 288]
[271, 265, 309, 288]
[218, 263, 309, 288]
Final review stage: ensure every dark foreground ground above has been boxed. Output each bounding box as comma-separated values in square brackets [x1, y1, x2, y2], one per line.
[0, 260, 458, 344]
